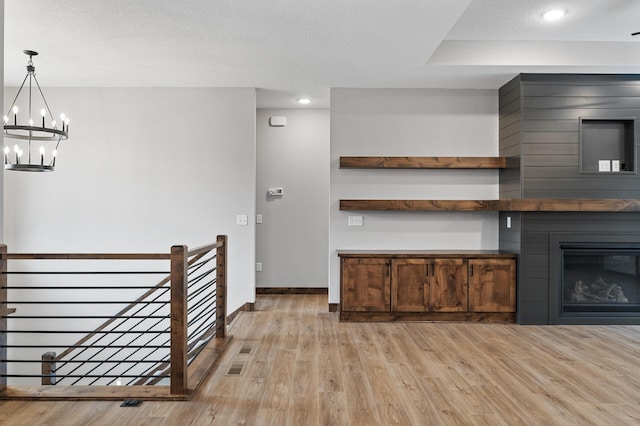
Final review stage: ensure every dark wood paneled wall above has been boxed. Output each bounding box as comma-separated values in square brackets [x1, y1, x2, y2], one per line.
[499, 75, 523, 200]
[499, 74, 640, 324]
[518, 212, 640, 324]
[519, 74, 640, 199]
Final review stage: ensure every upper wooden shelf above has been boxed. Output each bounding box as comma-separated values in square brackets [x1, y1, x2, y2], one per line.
[339, 156, 506, 169]
[339, 199, 640, 212]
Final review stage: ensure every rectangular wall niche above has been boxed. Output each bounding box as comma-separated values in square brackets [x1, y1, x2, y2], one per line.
[580, 118, 636, 174]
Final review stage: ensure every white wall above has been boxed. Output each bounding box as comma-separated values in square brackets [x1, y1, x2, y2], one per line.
[3, 87, 256, 313]
[329, 88, 499, 303]
[256, 108, 329, 287]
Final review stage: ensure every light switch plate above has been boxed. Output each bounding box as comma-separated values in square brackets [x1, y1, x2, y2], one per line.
[256, 214, 263, 224]
[599, 160, 611, 172]
[236, 215, 248, 226]
[612, 160, 620, 172]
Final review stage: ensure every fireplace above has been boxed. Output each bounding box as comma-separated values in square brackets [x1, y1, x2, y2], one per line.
[550, 233, 640, 324]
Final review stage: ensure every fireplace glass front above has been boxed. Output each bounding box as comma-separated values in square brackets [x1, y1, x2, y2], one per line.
[563, 249, 640, 313]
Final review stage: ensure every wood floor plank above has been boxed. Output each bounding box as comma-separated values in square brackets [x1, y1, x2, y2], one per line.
[2, 294, 640, 425]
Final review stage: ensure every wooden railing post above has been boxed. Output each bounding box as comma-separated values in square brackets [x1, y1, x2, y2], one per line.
[170, 245, 188, 395]
[41, 352, 57, 385]
[216, 235, 227, 338]
[0, 245, 6, 392]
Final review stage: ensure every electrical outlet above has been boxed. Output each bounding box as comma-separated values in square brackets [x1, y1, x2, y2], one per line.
[506, 216, 512, 229]
[256, 214, 263, 224]
[256, 262, 262, 272]
[236, 215, 248, 226]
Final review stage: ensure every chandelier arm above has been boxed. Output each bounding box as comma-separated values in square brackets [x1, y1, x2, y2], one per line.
[32, 74, 58, 127]
[4, 74, 29, 117]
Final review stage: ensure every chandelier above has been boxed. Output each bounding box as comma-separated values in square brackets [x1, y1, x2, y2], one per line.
[3, 50, 69, 172]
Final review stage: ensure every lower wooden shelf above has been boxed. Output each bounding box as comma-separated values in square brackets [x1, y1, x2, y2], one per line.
[339, 198, 640, 212]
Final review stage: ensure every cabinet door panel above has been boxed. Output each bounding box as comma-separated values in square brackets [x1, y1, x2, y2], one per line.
[392, 259, 430, 312]
[430, 259, 467, 312]
[469, 259, 516, 312]
[341, 258, 391, 312]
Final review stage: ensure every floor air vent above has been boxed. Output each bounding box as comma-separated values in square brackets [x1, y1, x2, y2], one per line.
[238, 342, 255, 355]
[226, 361, 246, 376]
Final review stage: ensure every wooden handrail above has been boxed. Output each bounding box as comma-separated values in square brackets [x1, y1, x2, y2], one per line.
[187, 242, 222, 258]
[4, 253, 170, 260]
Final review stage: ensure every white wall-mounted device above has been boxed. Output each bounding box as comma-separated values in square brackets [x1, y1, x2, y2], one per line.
[267, 187, 284, 196]
[269, 116, 286, 127]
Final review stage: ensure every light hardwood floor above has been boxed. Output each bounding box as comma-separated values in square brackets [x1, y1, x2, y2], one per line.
[1, 294, 640, 425]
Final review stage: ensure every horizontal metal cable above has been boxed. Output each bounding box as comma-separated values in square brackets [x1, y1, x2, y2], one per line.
[3, 359, 169, 364]
[5, 330, 170, 334]
[2, 285, 167, 290]
[2, 315, 170, 319]
[3, 271, 169, 275]
[5, 300, 169, 304]
[1, 344, 170, 349]
[0, 374, 169, 379]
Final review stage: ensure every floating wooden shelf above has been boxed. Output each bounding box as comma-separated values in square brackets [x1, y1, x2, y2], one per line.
[339, 199, 640, 212]
[340, 199, 493, 211]
[339, 156, 506, 169]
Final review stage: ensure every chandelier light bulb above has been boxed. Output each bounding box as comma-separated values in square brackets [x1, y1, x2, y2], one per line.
[52, 149, 57, 157]
[4, 146, 9, 154]
[29, 118, 34, 126]
[60, 113, 66, 121]
[17, 149, 23, 158]
[12, 105, 18, 115]
[40, 108, 46, 117]
[13, 144, 19, 153]
[3, 116, 8, 124]
[39, 146, 45, 154]
[64, 118, 70, 125]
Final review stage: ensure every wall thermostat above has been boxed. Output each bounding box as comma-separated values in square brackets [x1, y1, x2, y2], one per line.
[267, 187, 284, 196]
[269, 116, 286, 127]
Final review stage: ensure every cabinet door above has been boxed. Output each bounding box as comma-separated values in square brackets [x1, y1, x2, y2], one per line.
[468, 259, 516, 312]
[430, 259, 467, 312]
[392, 259, 430, 312]
[341, 258, 391, 312]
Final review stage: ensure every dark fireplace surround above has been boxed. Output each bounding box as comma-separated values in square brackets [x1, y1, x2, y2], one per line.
[498, 74, 640, 325]
[550, 233, 640, 325]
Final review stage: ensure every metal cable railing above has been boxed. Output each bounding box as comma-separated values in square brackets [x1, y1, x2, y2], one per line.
[0, 235, 228, 397]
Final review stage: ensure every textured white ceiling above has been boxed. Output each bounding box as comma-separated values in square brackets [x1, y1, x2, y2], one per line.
[4, 0, 640, 108]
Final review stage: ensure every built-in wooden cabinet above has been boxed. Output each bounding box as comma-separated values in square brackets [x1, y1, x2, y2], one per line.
[341, 258, 390, 312]
[339, 251, 516, 322]
[392, 259, 429, 312]
[468, 259, 516, 313]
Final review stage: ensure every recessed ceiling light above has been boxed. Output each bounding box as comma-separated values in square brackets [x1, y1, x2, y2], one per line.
[543, 9, 565, 21]
[297, 98, 311, 105]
